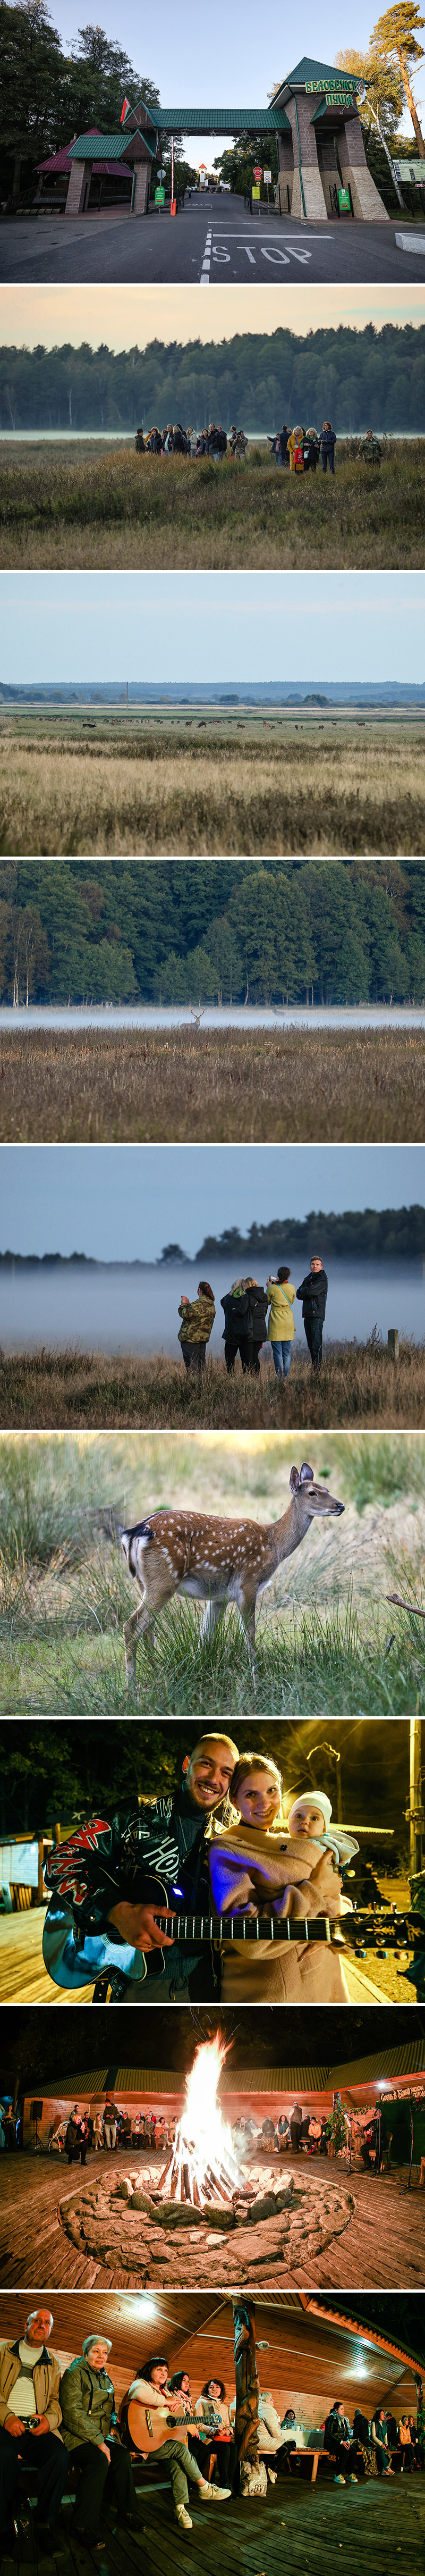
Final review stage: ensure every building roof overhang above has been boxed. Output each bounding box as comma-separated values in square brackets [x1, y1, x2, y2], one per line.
[68, 129, 155, 163]
[123, 103, 288, 135]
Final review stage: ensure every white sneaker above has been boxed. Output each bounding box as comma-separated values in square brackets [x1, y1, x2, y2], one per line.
[175, 2505, 192, 2529]
[198, 2484, 232, 2502]
[334, 2474, 346, 2484]
[267, 2468, 277, 2484]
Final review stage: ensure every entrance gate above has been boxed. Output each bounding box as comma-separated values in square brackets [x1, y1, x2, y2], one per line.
[65, 57, 388, 222]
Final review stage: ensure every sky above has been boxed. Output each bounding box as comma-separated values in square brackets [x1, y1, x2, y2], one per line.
[2, 285, 425, 350]
[1, 1144, 423, 1261]
[46, 7, 425, 131]
[2, 570, 425, 685]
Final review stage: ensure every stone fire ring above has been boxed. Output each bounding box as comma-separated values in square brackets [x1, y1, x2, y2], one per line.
[58, 2166, 355, 2286]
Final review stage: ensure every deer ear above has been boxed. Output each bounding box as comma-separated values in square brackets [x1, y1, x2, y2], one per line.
[290, 1467, 300, 1492]
[300, 1463, 314, 1486]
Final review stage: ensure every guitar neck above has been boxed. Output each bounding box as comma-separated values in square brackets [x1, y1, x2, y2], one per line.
[151, 1906, 418, 1951]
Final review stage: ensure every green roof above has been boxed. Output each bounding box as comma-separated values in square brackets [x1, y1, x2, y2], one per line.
[68, 129, 155, 162]
[129, 104, 286, 133]
[273, 57, 361, 96]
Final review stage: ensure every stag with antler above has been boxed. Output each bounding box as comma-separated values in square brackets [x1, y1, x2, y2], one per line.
[118, 1461, 344, 1688]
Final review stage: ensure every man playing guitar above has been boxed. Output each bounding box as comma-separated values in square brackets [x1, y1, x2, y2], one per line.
[43, 1733, 239, 2000]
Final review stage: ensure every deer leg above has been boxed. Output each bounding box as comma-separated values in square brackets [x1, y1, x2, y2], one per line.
[233, 1587, 257, 1681]
[123, 1564, 177, 1689]
[199, 1594, 223, 1644]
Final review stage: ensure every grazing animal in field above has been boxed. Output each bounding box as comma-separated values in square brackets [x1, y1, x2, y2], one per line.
[118, 1461, 345, 1688]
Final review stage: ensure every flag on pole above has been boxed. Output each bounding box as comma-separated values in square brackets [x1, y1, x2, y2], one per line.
[120, 96, 131, 123]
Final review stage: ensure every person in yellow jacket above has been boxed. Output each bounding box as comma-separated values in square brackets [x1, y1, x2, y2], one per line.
[177, 1278, 216, 1375]
[266, 1265, 296, 1378]
[288, 427, 304, 473]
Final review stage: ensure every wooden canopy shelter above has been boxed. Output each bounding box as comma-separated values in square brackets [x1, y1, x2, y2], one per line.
[0, 2292, 422, 2419]
[20, 2035, 425, 2149]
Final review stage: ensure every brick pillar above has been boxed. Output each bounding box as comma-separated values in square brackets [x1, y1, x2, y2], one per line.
[284, 97, 328, 219]
[276, 129, 294, 215]
[338, 112, 390, 220]
[65, 157, 92, 216]
[131, 159, 150, 215]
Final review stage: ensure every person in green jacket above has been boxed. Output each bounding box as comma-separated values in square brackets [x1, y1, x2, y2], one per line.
[266, 1265, 296, 1379]
[60, 2336, 144, 2547]
[177, 1278, 216, 1374]
[358, 429, 381, 467]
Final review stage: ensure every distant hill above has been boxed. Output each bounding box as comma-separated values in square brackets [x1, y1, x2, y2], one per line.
[2, 684, 425, 704]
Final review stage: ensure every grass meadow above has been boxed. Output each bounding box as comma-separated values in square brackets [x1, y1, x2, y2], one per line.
[1, 439, 424, 569]
[1, 720, 424, 854]
[0, 1430, 423, 1715]
[0, 1022, 423, 1143]
[1, 1340, 425, 1429]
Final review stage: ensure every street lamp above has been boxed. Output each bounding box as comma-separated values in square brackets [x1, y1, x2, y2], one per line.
[307, 1739, 342, 1823]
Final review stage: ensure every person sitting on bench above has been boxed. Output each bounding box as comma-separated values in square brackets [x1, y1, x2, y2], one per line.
[60, 2332, 145, 2548]
[0, 2305, 70, 2557]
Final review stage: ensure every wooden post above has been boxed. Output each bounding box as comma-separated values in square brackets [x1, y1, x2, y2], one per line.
[410, 1717, 422, 1875]
[388, 1329, 399, 1358]
[233, 2300, 260, 2487]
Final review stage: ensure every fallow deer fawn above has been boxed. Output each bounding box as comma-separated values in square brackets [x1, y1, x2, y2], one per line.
[118, 1461, 344, 1688]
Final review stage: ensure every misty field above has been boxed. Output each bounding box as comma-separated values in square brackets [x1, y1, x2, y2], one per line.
[1, 721, 424, 855]
[2, 1340, 425, 1430]
[0, 1430, 423, 1716]
[1, 439, 425, 570]
[0, 1022, 423, 1143]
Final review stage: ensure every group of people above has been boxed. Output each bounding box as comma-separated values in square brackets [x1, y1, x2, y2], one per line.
[51, 2104, 178, 2161]
[44, 1732, 359, 2006]
[323, 2398, 421, 2481]
[1, 2314, 419, 2561]
[133, 420, 385, 474]
[135, 422, 247, 459]
[177, 1254, 328, 1377]
[270, 423, 336, 474]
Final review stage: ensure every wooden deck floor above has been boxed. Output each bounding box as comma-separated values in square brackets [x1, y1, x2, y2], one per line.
[1, 2153, 423, 2291]
[0, 1906, 400, 2008]
[3, 2469, 424, 2576]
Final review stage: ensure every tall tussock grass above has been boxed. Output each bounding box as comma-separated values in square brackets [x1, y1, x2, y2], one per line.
[1, 1339, 424, 1428]
[0, 1023, 423, 1142]
[1, 440, 425, 569]
[0, 1431, 423, 1713]
[1, 728, 424, 854]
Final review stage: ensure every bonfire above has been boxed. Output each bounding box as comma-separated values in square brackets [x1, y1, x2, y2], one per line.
[158, 2035, 247, 2209]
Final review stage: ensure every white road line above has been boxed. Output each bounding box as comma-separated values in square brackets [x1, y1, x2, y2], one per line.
[200, 229, 212, 281]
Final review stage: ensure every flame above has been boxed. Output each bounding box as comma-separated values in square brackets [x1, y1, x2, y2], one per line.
[184, 2032, 228, 2142]
[163, 2035, 239, 2205]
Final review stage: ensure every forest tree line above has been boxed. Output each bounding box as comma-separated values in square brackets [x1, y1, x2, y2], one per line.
[194, 1207, 425, 1265]
[2, 324, 425, 435]
[1, 1207, 423, 1262]
[1, 862, 425, 1008]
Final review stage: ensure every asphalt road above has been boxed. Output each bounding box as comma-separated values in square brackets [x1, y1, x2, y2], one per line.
[2, 192, 425, 283]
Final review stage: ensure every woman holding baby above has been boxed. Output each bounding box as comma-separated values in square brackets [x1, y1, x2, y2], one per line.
[208, 1752, 358, 2003]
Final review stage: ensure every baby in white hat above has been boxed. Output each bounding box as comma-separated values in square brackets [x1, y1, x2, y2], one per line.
[286, 1793, 358, 1880]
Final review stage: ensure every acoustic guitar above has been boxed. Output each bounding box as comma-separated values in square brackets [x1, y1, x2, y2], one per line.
[125, 2397, 222, 2453]
[42, 1868, 422, 1991]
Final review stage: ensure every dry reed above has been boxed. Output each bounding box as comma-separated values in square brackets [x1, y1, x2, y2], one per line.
[1, 1339, 424, 1428]
[0, 1022, 423, 1141]
[1, 726, 424, 854]
[2, 440, 425, 570]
